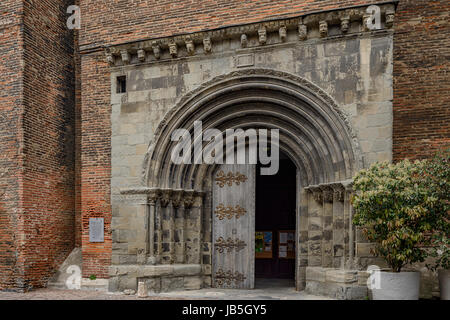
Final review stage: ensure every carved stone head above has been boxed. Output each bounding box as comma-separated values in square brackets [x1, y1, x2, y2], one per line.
[319, 21, 328, 38]
[203, 37, 212, 53]
[240, 34, 248, 48]
[298, 24, 307, 40]
[279, 26, 287, 42]
[341, 18, 350, 33]
[185, 37, 195, 55]
[258, 27, 267, 44]
[152, 41, 161, 59]
[169, 41, 177, 57]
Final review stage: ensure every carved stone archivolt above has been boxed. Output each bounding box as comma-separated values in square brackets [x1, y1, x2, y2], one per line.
[214, 269, 246, 286]
[215, 170, 248, 188]
[214, 204, 246, 220]
[102, 3, 396, 66]
[214, 237, 247, 253]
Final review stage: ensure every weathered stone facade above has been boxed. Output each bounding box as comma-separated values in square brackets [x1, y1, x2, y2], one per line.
[106, 3, 396, 299]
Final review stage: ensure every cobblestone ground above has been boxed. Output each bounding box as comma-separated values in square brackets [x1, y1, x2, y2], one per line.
[0, 288, 185, 300]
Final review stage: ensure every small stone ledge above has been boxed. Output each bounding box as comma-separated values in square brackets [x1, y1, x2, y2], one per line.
[109, 264, 202, 278]
[305, 267, 367, 300]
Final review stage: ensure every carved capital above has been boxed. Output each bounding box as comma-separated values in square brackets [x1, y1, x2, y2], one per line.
[148, 188, 161, 205]
[183, 190, 195, 208]
[385, 9, 395, 28]
[171, 189, 184, 208]
[319, 185, 334, 203]
[331, 183, 345, 202]
[160, 189, 173, 207]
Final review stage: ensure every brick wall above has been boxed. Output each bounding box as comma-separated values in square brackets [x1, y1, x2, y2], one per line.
[0, 0, 24, 290]
[79, 0, 374, 49]
[80, 52, 111, 278]
[393, 0, 450, 160]
[0, 0, 76, 291]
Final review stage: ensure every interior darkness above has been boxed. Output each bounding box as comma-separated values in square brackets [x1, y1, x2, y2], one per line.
[255, 152, 296, 281]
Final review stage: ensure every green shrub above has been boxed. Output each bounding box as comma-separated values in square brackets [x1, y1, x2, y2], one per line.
[352, 159, 443, 272]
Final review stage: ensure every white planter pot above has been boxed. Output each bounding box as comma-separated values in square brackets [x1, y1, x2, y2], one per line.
[371, 271, 421, 300]
[438, 269, 450, 300]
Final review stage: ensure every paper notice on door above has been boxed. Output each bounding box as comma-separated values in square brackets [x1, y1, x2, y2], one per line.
[279, 251, 287, 258]
[279, 232, 288, 243]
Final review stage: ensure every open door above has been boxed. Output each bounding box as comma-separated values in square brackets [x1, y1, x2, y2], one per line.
[212, 164, 255, 289]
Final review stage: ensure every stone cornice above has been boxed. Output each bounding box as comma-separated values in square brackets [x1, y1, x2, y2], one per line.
[103, 2, 396, 67]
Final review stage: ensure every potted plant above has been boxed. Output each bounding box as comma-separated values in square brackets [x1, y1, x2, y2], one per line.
[422, 149, 450, 300]
[352, 159, 440, 300]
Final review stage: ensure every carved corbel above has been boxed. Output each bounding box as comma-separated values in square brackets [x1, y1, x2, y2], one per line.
[105, 50, 115, 65]
[298, 23, 307, 40]
[152, 41, 161, 59]
[319, 20, 328, 38]
[240, 34, 248, 48]
[279, 26, 287, 42]
[120, 49, 130, 64]
[168, 40, 178, 58]
[160, 189, 173, 207]
[340, 15, 350, 33]
[258, 27, 267, 45]
[203, 37, 212, 54]
[185, 36, 195, 55]
[137, 49, 146, 62]
[385, 7, 395, 28]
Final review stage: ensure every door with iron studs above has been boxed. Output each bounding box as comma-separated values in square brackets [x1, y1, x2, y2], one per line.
[212, 163, 255, 289]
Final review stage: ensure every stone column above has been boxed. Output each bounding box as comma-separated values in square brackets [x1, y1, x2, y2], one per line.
[342, 180, 355, 268]
[191, 191, 204, 264]
[319, 184, 334, 268]
[307, 186, 323, 267]
[159, 189, 173, 264]
[331, 183, 345, 268]
[171, 189, 184, 263]
[147, 188, 159, 265]
[298, 188, 309, 290]
[182, 191, 194, 263]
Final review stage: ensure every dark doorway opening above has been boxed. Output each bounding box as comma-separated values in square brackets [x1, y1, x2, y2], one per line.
[255, 152, 296, 285]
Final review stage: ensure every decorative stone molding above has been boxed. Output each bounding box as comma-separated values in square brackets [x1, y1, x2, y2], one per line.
[331, 183, 345, 202]
[305, 180, 353, 203]
[183, 190, 195, 209]
[102, 3, 397, 67]
[171, 189, 184, 208]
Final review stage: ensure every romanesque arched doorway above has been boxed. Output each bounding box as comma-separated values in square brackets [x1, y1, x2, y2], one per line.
[118, 69, 361, 292]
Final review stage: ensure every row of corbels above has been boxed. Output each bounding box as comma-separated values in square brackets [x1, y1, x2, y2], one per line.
[105, 4, 395, 66]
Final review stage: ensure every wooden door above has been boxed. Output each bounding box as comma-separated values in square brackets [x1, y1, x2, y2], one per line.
[212, 164, 255, 289]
